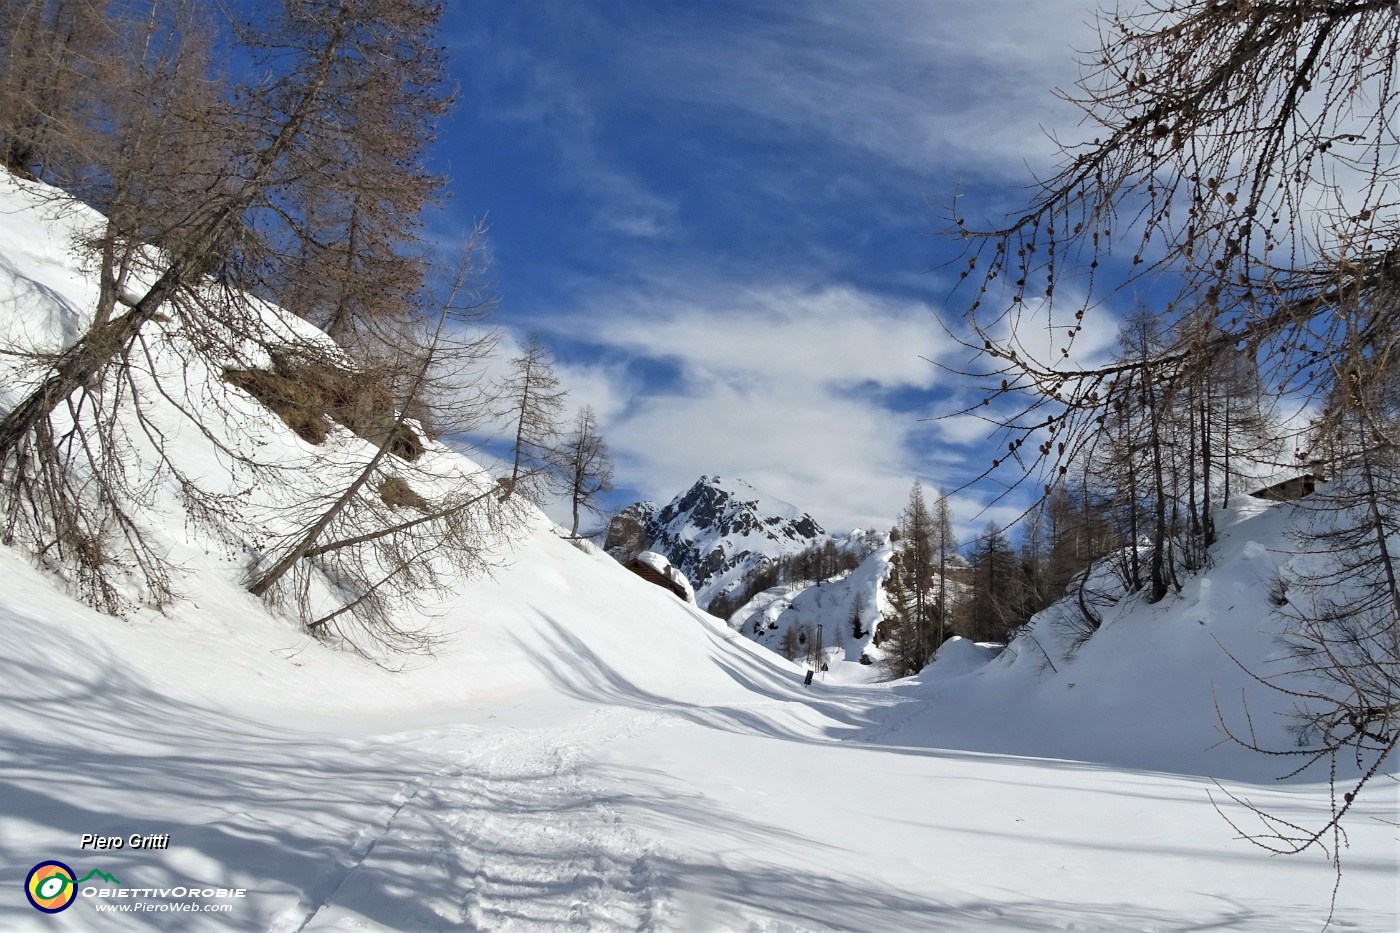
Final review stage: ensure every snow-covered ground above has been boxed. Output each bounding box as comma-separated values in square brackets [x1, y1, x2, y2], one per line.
[0, 172, 1395, 931]
[3, 505, 1396, 932]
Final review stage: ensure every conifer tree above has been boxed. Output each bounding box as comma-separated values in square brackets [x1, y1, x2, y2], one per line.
[957, 523, 1017, 644]
[0, 0, 506, 648]
[931, 488, 957, 648]
[0, 0, 109, 177]
[554, 406, 613, 538]
[882, 482, 938, 677]
[496, 335, 567, 501]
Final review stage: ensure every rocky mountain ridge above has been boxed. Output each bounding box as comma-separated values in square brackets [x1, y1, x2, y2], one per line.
[604, 475, 827, 608]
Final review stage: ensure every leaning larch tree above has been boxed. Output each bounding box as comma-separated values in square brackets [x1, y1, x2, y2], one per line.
[0, 0, 516, 655]
[947, 0, 1398, 895]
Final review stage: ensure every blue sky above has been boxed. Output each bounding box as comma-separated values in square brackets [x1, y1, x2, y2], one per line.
[432, 0, 1112, 538]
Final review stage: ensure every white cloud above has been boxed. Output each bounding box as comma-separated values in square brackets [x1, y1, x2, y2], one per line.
[948, 493, 1030, 544]
[931, 412, 1001, 447]
[595, 283, 947, 390]
[995, 292, 1123, 373]
[536, 279, 972, 531]
[606, 381, 910, 529]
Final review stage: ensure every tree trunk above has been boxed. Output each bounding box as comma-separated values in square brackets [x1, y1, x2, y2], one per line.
[0, 251, 202, 467]
[0, 6, 350, 470]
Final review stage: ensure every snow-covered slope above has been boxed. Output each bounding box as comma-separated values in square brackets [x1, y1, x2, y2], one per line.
[606, 475, 826, 607]
[906, 495, 1374, 776]
[1, 170, 1394, 931]
[727, 542, 891, 681]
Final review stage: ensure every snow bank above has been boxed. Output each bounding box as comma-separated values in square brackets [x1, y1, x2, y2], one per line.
[890, 496, 1356, 781]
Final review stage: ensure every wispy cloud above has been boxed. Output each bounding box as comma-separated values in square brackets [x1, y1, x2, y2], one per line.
[610, 1, 1096, 180]
[530, 278, 979, 531]
[448, 11, 679, 242]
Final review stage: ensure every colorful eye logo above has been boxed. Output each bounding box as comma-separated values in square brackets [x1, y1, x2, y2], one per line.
[25, 861, 77, 913]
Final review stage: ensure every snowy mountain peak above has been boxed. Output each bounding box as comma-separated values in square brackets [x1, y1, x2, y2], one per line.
[606, 475, 826, 608]
[654, 475, 823, 544]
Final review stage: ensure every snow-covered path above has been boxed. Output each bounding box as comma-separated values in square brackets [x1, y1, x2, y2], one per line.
[268, 707, 671, 933]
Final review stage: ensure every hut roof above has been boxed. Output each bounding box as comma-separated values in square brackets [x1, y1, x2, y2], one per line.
[624, 551, 695, 603]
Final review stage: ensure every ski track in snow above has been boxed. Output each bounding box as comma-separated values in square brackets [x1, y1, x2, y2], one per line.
[274, 709, 672, 933]
[270, 764, 454, 933]
[847, 689, 929, 746]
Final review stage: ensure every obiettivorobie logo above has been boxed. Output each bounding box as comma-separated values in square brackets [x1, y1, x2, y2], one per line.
[24, 861, 121, 914]
[23, 857, 246, 916]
